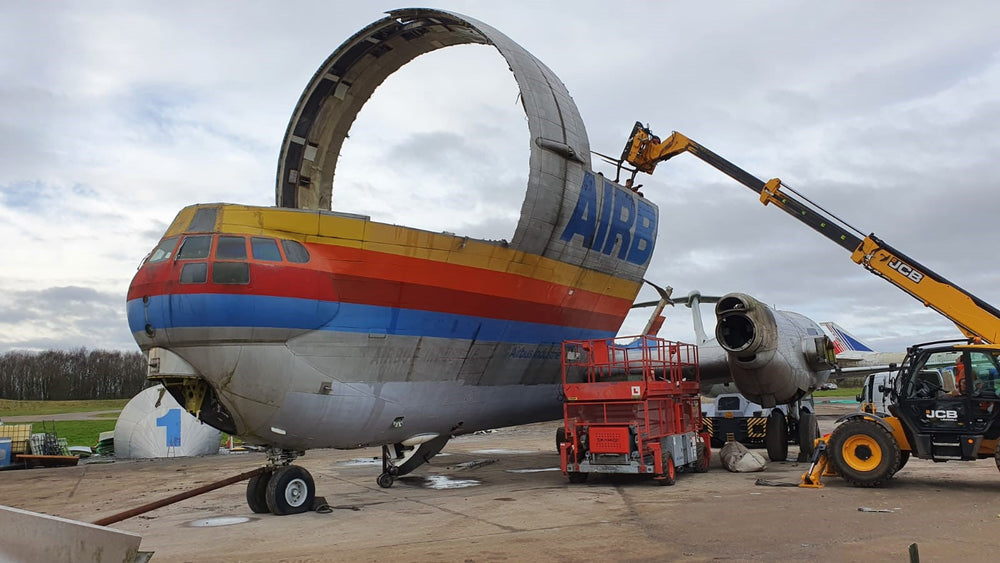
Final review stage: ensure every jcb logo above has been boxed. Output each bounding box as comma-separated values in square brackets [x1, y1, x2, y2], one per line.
[883, 257, 924, 283]
[925, 409, 958, 420]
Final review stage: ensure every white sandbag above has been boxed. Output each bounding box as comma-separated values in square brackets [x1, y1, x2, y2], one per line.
[720, 441, 767, 472]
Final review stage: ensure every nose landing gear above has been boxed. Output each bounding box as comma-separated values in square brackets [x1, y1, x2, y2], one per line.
[246, 448, 315, 515]
[377, 444, 401, 488]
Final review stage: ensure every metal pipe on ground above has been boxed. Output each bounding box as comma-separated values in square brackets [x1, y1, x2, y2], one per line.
[92, 466, 270, 526]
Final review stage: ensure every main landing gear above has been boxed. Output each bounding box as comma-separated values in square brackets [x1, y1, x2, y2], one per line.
[764, 400, 820, 462]
[247, 448, 316, 515]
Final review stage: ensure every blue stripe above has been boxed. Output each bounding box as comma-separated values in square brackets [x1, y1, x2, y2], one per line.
[834, 328, 874, 352]
[127, 294, 614, 345]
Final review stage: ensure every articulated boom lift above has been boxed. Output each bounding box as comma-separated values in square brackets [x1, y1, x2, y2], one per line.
[621, 123, 1000, 486]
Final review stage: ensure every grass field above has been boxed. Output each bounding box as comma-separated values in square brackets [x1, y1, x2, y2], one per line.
[814, 387, 861, 398]
[0, 398, 127, 417]
[16, 420, 117, 448]
[1, 399, 124, 450]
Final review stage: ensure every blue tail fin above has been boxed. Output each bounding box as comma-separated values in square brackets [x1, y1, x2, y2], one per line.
[821, 322, 875, 353]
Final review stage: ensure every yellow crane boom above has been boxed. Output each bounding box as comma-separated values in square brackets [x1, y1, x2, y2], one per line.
[621, 122, 1000, 345]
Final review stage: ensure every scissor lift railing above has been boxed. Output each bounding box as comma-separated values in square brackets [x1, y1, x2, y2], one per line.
[560, 336, 707, 482]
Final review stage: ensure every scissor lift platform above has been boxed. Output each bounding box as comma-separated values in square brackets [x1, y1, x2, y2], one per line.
[559, 336, 710, 484]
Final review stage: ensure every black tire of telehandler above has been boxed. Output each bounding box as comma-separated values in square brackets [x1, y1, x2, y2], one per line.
[765, 410, 789, 462]
[556, 427, 566, 453]
[891, 450, 910, 477]
[828, 418, 900, 487]
[994, 441, 1000, 474]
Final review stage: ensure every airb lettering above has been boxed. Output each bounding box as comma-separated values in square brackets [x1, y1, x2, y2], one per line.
[885, 257, 924, 284]
[559, 172, 657, 265]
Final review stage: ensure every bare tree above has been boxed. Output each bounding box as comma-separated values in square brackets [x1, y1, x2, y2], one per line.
[0, 349, 149, 400]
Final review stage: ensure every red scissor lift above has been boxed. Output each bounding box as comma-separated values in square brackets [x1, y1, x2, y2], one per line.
[559, 336, 710, 484]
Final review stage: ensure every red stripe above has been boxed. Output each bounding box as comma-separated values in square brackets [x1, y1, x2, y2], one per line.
[129, 254, 634, 331]
[312, 244, 633, 317]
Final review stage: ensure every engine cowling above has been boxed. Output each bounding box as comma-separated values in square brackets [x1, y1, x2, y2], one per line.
[715, 293, 834, 407]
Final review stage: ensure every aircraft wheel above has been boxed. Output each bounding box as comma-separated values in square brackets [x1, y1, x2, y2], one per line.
[265, 465, 315, 515]
[246, 471, 271, 514]
[828, 419, 900, 487]
[377, 472, 394, 488]
[765, 411, 789, 462]
[657, 452, 676, 485]
[892, 450, 910, 477]
[694, 440, 710, 473]
[567, 472, 588, 484]
[797, 411, 819, 460]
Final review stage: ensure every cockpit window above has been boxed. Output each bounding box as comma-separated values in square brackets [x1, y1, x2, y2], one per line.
[216, 236, 247, 260]
[251, 237, 282, 262]
[212, 262, 249, 284]
[177, 235, 212, 259]
[179, 262, 207, 284]
[147, 237, 178, 263]
[281, 240, 310, 263]
[187, 207, 218, 232]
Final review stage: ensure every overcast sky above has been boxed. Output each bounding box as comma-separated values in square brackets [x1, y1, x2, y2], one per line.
[1, 1, 998, 354]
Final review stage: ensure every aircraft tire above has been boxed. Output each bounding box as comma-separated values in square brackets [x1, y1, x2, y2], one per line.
[765, 411, 789, 462]
[656, 452, 676, 486]
[828, 419, 900, 487]
[246, 471, 271, 514]
[797, 411, 819, 460]
[892, 450, 910, 476]
[265, 465, 315, 515]
[694, 440, 710, 473]
[377, 472, 394, 488]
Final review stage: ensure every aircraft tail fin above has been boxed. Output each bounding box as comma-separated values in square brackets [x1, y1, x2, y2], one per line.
[821, 322, 875, 353]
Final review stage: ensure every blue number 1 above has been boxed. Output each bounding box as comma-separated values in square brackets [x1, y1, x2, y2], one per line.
[156, 408, 182, 447]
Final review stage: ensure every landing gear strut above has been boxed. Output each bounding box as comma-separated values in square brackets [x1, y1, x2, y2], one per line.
[378, 444, 401, 488]
[245, 448, 315, 515]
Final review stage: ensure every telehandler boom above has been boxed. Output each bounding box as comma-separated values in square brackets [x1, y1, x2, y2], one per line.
[621, 123, 1000, 345]
[620, 123, 1000, 486]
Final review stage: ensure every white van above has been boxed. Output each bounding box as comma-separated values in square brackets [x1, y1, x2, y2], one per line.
[857, 372, 894, 415]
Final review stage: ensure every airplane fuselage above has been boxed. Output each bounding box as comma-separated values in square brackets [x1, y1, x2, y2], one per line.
[126, 203, 650, 450]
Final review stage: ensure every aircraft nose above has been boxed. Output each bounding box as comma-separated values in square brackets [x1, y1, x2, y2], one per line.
[126, 267, 168, 349]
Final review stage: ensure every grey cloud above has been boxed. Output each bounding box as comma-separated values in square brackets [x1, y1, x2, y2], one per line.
[3, 1, 1000, 354]
[0, 285, 133, 353]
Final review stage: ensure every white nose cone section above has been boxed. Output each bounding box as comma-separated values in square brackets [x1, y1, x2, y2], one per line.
[114, 385, 222, 458]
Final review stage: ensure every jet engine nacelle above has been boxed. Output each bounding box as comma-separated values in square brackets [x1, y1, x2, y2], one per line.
[714, 293, 835, 408]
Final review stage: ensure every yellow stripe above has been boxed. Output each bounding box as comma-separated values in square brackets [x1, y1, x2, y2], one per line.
[167, 204, 641, 299]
